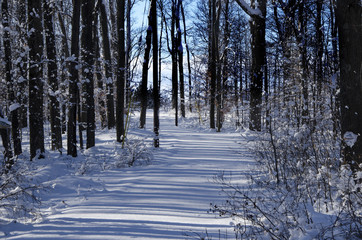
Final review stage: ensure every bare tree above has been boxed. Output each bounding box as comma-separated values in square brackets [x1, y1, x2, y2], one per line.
[44, 0, 62, 151]
[81, 0, 96, 148]
[99, 0, 116, 129]
[116, 0, 126, 143]
[151, 0, 159, 147]
[28, 0, 45, 159]
[1, 0, 15, 166]
[139, 6, 153, 129]
[234, 0, 266, 131]
[67, 0, 81, 157]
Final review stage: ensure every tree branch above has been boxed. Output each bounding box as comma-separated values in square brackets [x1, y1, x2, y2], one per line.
[234, 0, 263, 18]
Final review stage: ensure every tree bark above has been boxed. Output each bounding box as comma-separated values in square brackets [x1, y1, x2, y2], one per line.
[57, 4, 70, 134]
[215, 0, 222, 132]
[151, 0, 160, 147]
[99, 1, 116, 129]
[93, 6, 107, 129]
[180, 3, 192, 113]
[248, 0, 266, 131]
[176, 0, 185, 118]
[140, 8, 153, 129]
[116, 0, 126, 143]
[44, 0, 62, 151]
[337, 0, 362, 171]
[209, 0, 216, 129]
[1, 0, 16, 164]
[16, 0, 28, 129]
[171, 0, 179, 126]
[126, 0, 132, 106]
[28, 0, 45, 159]
[81, 0, 96, 149]
[67, 0, 81, 157]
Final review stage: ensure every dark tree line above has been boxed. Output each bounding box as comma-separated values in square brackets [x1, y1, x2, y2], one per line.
[0, 0, 161, 164]
[189, 0, 361, 172]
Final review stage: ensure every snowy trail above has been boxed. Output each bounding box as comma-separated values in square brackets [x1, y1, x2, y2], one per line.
[3, 112, 254, 239]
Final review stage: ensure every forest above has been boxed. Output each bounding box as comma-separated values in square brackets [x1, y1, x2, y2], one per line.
[0, 0, 361, 239]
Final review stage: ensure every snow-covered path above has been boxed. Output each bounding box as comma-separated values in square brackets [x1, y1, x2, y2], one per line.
[3, 112, 254, 239]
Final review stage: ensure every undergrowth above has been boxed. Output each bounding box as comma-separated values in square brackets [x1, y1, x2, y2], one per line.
[212, 112, 362, 239]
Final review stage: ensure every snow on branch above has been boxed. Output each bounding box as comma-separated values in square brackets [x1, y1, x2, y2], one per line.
[234, 0, 263, 18]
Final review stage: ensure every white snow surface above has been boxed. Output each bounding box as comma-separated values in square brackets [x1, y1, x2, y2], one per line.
[1, 111, 253, 239]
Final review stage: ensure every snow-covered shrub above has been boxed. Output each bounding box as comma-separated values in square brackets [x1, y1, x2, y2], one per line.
[0, 161, 42, 223]
[115, 138, 153, 168]
[213, 113, 362, 239]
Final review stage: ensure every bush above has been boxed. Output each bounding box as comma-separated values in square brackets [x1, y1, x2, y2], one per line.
[0, 161, 42, 223]
[115, 138, 153, 168]
[212, 115, 362, 239]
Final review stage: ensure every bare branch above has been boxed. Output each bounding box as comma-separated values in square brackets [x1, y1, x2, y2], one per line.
[233, 0, 263, 18]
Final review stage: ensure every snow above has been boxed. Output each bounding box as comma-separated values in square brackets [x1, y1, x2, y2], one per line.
[234, 0, 263, 18]
[1, 110, 253, 239]
[343, 131, 358, 148]
[0, 117, 11, 128]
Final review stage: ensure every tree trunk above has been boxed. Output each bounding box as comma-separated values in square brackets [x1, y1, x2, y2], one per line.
[116, 0, 126, 143]
[215, 0, 222, 132]
[28, 0, 45, 160]
[93, 6, 107, 129]
[176, 1, 185, 118]
[171, 0, 178, 126]
[58, 5, 70, 134]
[81, 0, 96, 149]
[140, 8, 152, 129]
[44, 0, 62, 151]
[151, 0, 160, 147]
[248, 0, 266, 131]
[1, 0, 16, 165]
[99, 1, 116, 129]
[126, 0, 132, 106]
[337, 0, 362, 171]
[67, 0, 81, 157]
[180, 3, 192, 113]
[16, 1, 28, 129]
[209, 0, 217, 129]
[222, 0, 230, 108]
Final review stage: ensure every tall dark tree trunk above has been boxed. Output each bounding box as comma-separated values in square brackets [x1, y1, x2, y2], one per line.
[99, 1, 116, 129]
[81, 0, 96, 148]
[151, 0, 160, 147]
[140, 8, 153, 129]
[28, 0, 45, 160]
[16, 0, 28, 129]
[176, 0, 185, 118]
[209, 0, 217, 129]
[44, 0, 62, 151]
[126, 0, 132, 106]
[171, 0, 178, 126]
[116, 0, 126, 143]
[222, 0, 230, 107]
[180, 3, 192, 113]
[1, 0, 16, 165]
[67, 0, 81, 157]
[244, 0, 266, 131]
[215, 0, 222, 132]
[58, 5, 70, 134]
[337, 0, 362, 171]
[93, 6, 107, 128]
